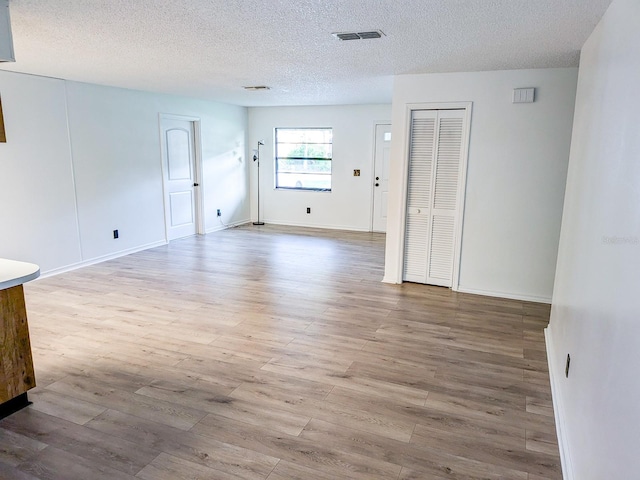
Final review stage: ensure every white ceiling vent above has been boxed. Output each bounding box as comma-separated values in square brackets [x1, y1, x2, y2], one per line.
[332, 30, 385, 41]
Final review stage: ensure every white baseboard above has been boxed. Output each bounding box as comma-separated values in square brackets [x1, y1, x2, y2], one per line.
[38, 240, 168, 279]
[455, 286, 552, 304]
[381, 275, 402, 284]
[205, 218, 251, 234]
[261, 219, 373, 233]
[380, 280, 553, 300]
[37, 220, 250, 280]
[545, 327, 572, 480]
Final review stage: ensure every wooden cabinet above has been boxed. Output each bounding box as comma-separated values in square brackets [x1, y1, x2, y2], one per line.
[0, 258, 39, 415]
[0, 284, 36, 404]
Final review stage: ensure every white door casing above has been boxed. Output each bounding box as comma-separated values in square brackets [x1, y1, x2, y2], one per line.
[159, 116, 201, 241]
[372, 124, 392, 232]
[403, 108, 468, 288]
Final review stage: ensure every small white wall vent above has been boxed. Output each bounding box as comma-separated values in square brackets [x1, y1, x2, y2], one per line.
[513, 88, 535, 103]
[333, 30, 385, 41]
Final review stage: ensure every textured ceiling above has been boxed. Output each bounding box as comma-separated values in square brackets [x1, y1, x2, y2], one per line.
[1, 0, 612, 106]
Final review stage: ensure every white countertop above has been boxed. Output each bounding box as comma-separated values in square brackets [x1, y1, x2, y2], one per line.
[0, 259, 40, 291]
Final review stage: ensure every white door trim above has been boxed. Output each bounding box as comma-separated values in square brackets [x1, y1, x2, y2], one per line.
[369, 121, 392, 232]
[158, 113, 205, 241]
[395, 102, 472, 291]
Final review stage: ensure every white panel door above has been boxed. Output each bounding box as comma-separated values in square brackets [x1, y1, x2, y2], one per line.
[403, 109, 466, 287]
[372, 124, 392, 232]
[161, 118, 197, 240]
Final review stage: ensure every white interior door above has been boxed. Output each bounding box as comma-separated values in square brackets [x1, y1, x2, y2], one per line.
[161, 117, 198, 241]
[403, 111, 437, 283]
[372, 124, 392, 232]
[403, 109, 466, 287]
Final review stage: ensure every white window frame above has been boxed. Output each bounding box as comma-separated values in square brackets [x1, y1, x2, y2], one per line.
[274, 127, 333, 192]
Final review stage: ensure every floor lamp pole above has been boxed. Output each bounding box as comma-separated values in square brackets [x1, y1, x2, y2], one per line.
[253, 141, 265, 225]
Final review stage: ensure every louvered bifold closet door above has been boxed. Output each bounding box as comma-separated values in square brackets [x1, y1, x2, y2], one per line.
[403, 111, 437, 283]
[427, 110, 465, 286]
[403, 109, 465, 287]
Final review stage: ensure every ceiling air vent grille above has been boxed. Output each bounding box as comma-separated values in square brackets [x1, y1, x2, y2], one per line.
[333, 30, 384, 41]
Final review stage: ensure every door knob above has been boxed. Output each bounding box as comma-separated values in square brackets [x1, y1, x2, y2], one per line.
[375, 183, 379, 187]
[193, 183, 199, 187]
[376, 177, 379, 180]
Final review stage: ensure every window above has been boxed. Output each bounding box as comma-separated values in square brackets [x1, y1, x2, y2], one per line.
[275, 128, 332, 191]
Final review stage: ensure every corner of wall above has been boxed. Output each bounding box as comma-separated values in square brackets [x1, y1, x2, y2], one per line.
[381, 275, 401, 285]
[544, 327, 574, 480]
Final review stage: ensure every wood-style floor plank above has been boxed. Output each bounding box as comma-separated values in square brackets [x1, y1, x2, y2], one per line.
[135, 452, 265, 480]
[86, 409, 280, 479]
[192, 413, 403, 479]
[17, 446, 138, 480]
[0, 427, 47, 467]
[0, 224, 561, 479]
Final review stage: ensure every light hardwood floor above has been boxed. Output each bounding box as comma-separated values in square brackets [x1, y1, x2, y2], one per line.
[0, 225, 561, 479]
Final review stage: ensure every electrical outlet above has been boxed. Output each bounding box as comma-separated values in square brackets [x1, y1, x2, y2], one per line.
[113, 229, 119, 239]
[217, 209, 221, 217]
[565, 354, 571, 377]
[306, 207, 311, 214]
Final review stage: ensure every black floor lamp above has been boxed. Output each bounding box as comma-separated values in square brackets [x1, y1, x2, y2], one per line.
[253, 141, 265, 225]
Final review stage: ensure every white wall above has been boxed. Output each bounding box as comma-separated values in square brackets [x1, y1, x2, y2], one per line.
[248, 105, 391, 231]
[0, 70, 249, 274]
[384, 68, 578, 302]
[0, 72, 82, 272]
[547, 0, 640, 478]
